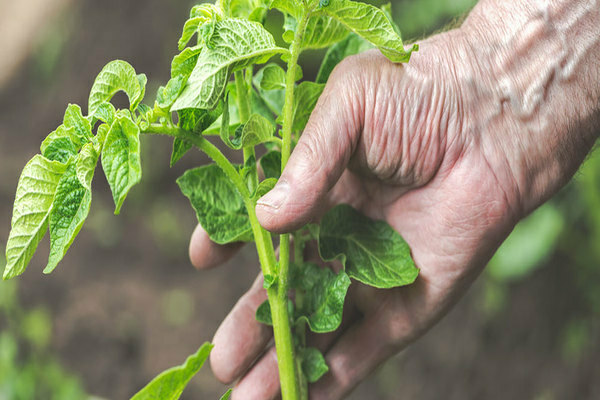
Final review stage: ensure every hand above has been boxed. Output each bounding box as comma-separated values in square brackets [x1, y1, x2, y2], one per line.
[190, 1, 600, 398]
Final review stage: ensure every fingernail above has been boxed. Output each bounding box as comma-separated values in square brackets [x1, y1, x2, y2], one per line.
[257, 180, 289, 210]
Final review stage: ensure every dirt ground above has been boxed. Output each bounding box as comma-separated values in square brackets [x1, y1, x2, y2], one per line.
[1, 1, 599, 399]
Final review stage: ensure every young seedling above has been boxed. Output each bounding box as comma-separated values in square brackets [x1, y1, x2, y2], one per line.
[3, 0, 419, 398]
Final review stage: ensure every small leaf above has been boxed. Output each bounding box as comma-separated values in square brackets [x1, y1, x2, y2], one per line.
[76, 142, 99, 190]
[136, 74, 148, 111]
[316, 33, 372, 84]
[131, 342, 213, 400]
[63, 104, 92, 144]
[171, 46, 203, 79]
[300, 347, 329, 383]
[101, 115, 142, 215]
[92, 102, 117, 126]
[255, 300, 272, 325]
[318, 204, 419, 289]
[172, 19, 288, 111]
[317, 0, 418, 63]
[40, 125, 79, 164]
[253, 178, 277, 201]
[219, 389, 233, 400]
[260, 151, 282, 180]
[289, 82, 324, 132]
[178, 17, 205, 50]
[294, 263, 350, 333]
[301, 15, 349, 50]
[88, 60, 144, 116]
[177, 164, 253, 244]
[46, 162, 92, 274]
[263, 274, 276, 289]
[156, 75, 186, 110]
[4, 156, 68, 280]
[171, 104, 224, 166]
[259, 64, 286, 90]
[252, 68, 285, 115]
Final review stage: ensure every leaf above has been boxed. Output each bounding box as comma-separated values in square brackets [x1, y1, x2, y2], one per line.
[219, 389, 233, 400]
[300, 347, 329, 383]
[136, 74, 148, 111]
[178, 17, 205, 51]
[259, 64, 286, 90]
[88, 60, 144, 116]
[93, 102, 117, 126]
[255, 300, 272, 325]
[259, 150, 281, 180]
[301, 15, 349, 49]
[76, 142, 99, 190]
[176, 164, 253, 244]
[316, 0, 418, 63]
[3, 156, 68, 280]
[318, 204, 419, 289]
[156, 76, 186, 110]
[289, 82, 324, 132]
[172, 19, 288, 111]
[316, 33, 372, 84]
[101, 115, 142, 215]
[40, 125, 79, 164]
[223, 113, 275, 150]
[171, 46, 203, 79]
[294, 263, 350, 333]
[63, 104, 92, 144]
[252, 67, 285, 115]
[130, 342, 213, 400]
[171, 104, 224, 166]
[45, 162, 92, 274]
[252, 178, 277, 201]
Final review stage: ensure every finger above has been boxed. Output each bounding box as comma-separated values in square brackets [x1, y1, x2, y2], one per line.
[211, 274, 272, 384]
[232, 346, 280, 400]
[189, 224, 244, 270]
[309, 308, 410, 400]
[256, 58, 365, 233]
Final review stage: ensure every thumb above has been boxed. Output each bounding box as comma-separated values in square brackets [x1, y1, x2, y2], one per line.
[256, 63, 364, 233]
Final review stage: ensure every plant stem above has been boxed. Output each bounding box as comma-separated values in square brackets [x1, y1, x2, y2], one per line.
[276, 10, 310, 400]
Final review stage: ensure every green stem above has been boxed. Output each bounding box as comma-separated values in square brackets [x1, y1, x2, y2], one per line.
[276, 10, 310, 400]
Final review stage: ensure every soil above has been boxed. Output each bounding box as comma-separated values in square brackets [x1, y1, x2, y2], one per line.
[0, 1, 598, 399]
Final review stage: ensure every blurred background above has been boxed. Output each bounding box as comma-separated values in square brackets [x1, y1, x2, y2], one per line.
[0, 0, 599, 399]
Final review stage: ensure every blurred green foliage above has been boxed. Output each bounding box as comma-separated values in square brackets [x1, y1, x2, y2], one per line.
[0, 247, 88, 400]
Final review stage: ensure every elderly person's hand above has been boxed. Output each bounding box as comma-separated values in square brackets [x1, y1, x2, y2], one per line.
[190, 0, 600, 398]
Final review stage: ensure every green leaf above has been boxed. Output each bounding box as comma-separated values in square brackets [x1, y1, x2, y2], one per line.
[40, 125, 79, 164]
[252, 67, 285, 116]
[223, 113, 275, 150]
[252, 178, 277, 201]
[259, 150, 282, 180]
[316, 33, 372, 84]
[177, 164, 253, 244]
[96, 124, 110, 152]
[259, 64, 286, 90]
[300, 347, 329, 383]
[171, 104, 224, 166]
[156, 76, 186, 110]
[301, 15, 349, 49]
[318, 204, 419, 289]
[317, 0, 418, 63]
[76, 142, 99, 190]
[171, 46, 203, 79]
[130, 342, 213, 400]
[63, 104, 92, 144]
[88, 60, 144, 116]
[92, 102, 117, 126]
[101, 115, 142, 215]
[219, 389, 233, 400]
[289, 82, 324, 132]
[172, 19, 288, 111]
[255, 300, 272, 325]
[4, 156, 68, 280]
[178, 17, 208, 51]
[136, 74, 148, 111]
[45, 162, 92, 274]
[294, 263, 350, 333]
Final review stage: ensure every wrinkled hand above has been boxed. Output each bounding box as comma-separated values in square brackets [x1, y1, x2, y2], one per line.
[189, 5, 599, 398]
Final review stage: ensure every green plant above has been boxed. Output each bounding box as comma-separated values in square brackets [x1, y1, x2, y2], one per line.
[2, 0, 419, 398]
